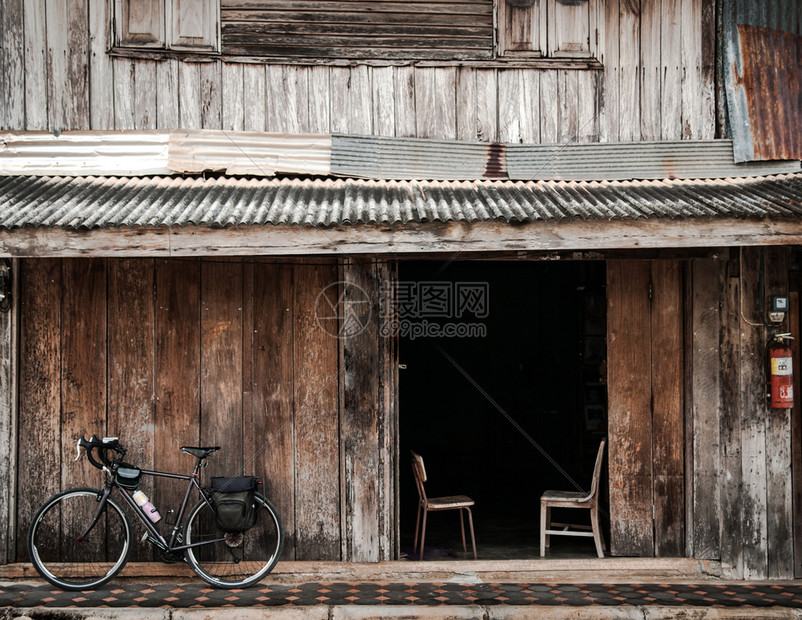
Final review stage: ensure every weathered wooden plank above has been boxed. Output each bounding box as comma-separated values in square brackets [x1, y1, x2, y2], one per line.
[16, 259, 61, 560]
[222, 63, 245, 131]
[661, 0, 682, 140]
[23, 0, 48, 130]
[0, 259, 17, 563]
[699, 0, 716, 139]
[179, 62, 202, 128]
[414, 67, 436, 139]
[558, 69, 578, 143]
[618, 0, 640, 142]
[154, 259, 201, 527]
[540, 70, 558, 143]
[740, 246, 768, 579]
[433, 68, 457, 140]
[135, 61, 158, 129]
[691, 258, 722, 559]
[791, 288, 802, 577]
[45, 0, 69, 131]
[680, 0, 702, 139]
[639, 0, 661, 140]
[330, 67, 350, 134]
[308, 66, 331, 133]
[341, 259, 382, 561]
[349, 65, 373, 135]
[455, 68, 476, 141]
[61, 259, 107, 491]
[607, 259, 654, 556]
[651, 260, 684, 557]
[765, 247, 793, 578]
[89, 0, 114, 129]
[394, 66, 416, 138]
[475, 69, 497, 142]
[719, 255, 743, 576]
[251, 262, 295, 559]
[156, 59, 180, 129]
[1, 0, 25, 129]
[267, 65, 309, 133]
[200, 61, 223, 130]
[200, 259, 243, 479]
[59, 259, 106, 563]
[294, 261, 340, 560]
[107, 259, 156, 562]
[576, 70, 598, 142]
[242, 64, 267, 131]
[114, 58, 136, 130]
[498, 70, 522, 144]
[376, 259, 398, 560]
[372, 66, 396, 137]
[598, 0, 619, 142]
[66, 0, 90, 128]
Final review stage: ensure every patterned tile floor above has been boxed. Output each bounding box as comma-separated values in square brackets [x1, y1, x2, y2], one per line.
[3, 581, 802, 608]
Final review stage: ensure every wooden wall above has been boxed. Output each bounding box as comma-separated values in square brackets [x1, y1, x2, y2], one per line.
[0, 0, 715, 142]
[13, 257, 395, 563]
[607, 250, 797, 579]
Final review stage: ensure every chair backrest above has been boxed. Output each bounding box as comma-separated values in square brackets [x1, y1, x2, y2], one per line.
[411, 451, 428, 503]
[588, 439, 606, 499]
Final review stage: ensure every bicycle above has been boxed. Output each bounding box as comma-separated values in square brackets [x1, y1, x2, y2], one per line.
[27, 434, 283, 590]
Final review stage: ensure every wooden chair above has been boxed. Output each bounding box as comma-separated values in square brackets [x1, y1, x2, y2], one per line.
[411, 451, 477, 561]
[539, 439, 606, 558]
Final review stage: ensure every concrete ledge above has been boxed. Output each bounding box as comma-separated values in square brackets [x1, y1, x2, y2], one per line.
[0, 558, 723, 584]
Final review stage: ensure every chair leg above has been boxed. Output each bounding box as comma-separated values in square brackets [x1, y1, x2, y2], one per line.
[419, 509, 428, 561]
[540, 501, 547, 557]
[413, 504, 422, 555]
[460, 509, 467, 553]
[591, 505, 604, 558]
[465, 507, 477, 559]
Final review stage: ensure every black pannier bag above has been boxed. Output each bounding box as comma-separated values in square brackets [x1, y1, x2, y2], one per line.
[209, 477, 260, 533]
[115, 464, 141, 490]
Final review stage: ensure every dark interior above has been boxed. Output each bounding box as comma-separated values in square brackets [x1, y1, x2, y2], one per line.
[398, 259, 608, 559]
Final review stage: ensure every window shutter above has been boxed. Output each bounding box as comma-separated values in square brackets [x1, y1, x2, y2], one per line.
[498, 0, 547, 55]
[169, 0, 218, 51]
[547, 0, 597, 58]
[116, 0, 165, 47]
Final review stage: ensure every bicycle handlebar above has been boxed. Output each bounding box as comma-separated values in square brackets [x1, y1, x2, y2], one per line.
[75, 435, 126, 470]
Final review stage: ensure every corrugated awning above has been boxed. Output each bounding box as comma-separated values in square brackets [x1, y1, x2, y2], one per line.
[1, 173, 802, 230]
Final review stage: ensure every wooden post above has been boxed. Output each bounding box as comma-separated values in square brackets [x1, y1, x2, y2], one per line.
[341, 258, 397, 561]
[0, 259, 17, 563]
[691, 258, 722, 559]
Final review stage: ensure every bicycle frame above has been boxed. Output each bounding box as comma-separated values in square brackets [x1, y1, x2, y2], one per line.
[86, 458, 226, 555]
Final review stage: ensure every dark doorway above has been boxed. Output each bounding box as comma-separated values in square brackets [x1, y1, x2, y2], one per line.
[398, 260, 608, 560]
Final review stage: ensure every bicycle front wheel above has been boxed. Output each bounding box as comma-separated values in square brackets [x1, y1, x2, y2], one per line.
[27, 487, 132, 590]
[183, 492, 283, 588]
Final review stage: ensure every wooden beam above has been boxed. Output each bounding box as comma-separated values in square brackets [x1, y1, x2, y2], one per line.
[1, 218, 802, 257]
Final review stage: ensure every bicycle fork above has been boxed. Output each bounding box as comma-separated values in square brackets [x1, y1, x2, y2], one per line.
[76, 487, 114, 543]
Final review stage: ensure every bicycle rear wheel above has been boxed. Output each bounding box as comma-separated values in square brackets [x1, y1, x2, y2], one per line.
[183, 492, 283, 588]
[27, 487, 132, 590]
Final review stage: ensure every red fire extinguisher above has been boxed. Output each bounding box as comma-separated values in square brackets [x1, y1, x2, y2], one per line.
[769, 334, 794, 408]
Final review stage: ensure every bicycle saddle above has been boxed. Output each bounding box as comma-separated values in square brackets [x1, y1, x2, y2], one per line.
[180, 446, 220, 459]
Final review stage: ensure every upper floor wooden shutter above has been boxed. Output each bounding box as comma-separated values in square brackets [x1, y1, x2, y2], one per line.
[498, 0, 547, 55]
[170, 0, 219, 51]
[116, 0, 165, 47]
[547, 0, 596, 58]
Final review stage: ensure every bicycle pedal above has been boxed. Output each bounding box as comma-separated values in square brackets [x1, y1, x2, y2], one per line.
[141, 532, 150, 544]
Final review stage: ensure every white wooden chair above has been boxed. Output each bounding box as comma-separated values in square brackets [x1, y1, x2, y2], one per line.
[539, 439, 606, 558]
[411, 451, 477, 561]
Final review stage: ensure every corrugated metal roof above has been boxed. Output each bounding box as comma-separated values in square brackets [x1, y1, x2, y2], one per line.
[332, 135, 800, 180]
[0, 173, 800, 230]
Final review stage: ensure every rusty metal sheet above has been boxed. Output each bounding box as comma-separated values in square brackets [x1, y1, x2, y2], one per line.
[727, 24, 802, 162]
